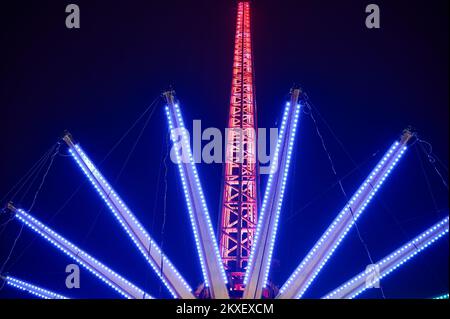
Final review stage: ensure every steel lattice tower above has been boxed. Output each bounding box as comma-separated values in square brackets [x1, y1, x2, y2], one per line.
[219, 1, 259, 292]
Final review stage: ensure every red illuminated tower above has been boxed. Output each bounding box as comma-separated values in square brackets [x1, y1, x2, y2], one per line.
[219, 1, 259, 293]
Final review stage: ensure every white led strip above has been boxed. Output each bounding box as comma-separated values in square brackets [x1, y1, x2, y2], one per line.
[165, 100, 229, 299]
[64, 135, 194, 299]
[323, 216, 449, 299]
[13, 208, 152, 299]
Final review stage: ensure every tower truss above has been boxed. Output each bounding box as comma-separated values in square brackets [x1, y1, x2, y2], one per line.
[219, 1, 259, 290]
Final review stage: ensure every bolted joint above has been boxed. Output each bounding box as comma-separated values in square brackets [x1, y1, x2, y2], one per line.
[162, 90, 177, 105]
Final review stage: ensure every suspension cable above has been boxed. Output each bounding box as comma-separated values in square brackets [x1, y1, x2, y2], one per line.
[81, 96, 160, 244]
[0, 142, 61, 278]
[2, 96, 161, 274]
[286, 151, 379, 221]
[416, 137, 448, 190]
[303, 95, 386, 298]
[146, 130, 166, 297]
[158, 131, 170, 297]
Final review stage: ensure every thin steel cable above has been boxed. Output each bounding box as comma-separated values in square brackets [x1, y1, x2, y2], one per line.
[286, 151, 379, 221]
[158, 132, 169, 298]
[145, 131, 165, 297]
[0, 142, 61, 277]
[1, 143, 55, 204]
[415, 145, 441, 216]
[101, 96, 161, 163]
[433, 154, 449, 174]
[28, 143, 61, 213]
[303, 94, 357, 166]
[375, 196, 449, 293]
[305, 99, 386, 298]
[17, 154, 51, 206]
[303, 96, 447, 298]
[0, 144, 56, 263]
[81, 97, 159, 244]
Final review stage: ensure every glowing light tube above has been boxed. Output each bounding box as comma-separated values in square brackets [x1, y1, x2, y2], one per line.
[277, 130, 413, 299]
[4, 276, 69, 299]
[10, 206, 152, 299]
[433, 294, 449, 299]
[243, 89, 302, 299]
[323, 216, 449, 299]
[164, 91, 229, 299]
[63, 134, 194, 299]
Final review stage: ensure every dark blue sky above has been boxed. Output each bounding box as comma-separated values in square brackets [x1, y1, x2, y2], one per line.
[0, 0, 448, 299]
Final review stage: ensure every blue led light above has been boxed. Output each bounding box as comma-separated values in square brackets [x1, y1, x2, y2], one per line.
[165, 102, 228, 287]
[172, 102, 228, 285]
[262, 103, 301, 287]
[165, 106, 209, 287]
[6, 276, 69, 299]
[434, 294, 449, 299]
[323, 217, 449, 299]
[14, 209, 152, 299]
[67, 143, 192, 298]
[278, 140, 409, 298]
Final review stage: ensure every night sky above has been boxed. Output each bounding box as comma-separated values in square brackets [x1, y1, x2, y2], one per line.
[0, 0, 448, 299]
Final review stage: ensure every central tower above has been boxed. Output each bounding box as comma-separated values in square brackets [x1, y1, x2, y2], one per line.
[219, 1, 259, 294]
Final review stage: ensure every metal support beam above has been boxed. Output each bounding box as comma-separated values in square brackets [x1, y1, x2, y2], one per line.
[8, 204, 152, 299]
[277, 130, 413, 299]
[164, 91, 229, 299]
[323, 216, 449, 299]
[243, 88, 302, 299]
[220, 2, 259, 292]
[62, 133, 194, 299]
[2, 275, 69, 299]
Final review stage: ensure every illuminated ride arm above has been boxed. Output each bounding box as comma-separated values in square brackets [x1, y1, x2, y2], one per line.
[62, 135, 194, 299]
[277, 130, 413, 299]
[164, 91, 229, 299]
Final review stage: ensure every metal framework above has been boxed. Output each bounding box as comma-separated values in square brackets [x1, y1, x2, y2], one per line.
[277, 130, 413, 299]
[323, 217, 449, 299]
[63, 134, 194, 299]
[219, 0, 259, 291]
[2, 276, 69, 299]
[164, 91, 229, 299]
[8, 204, 152, 299]
[243, 89, 302, 299]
